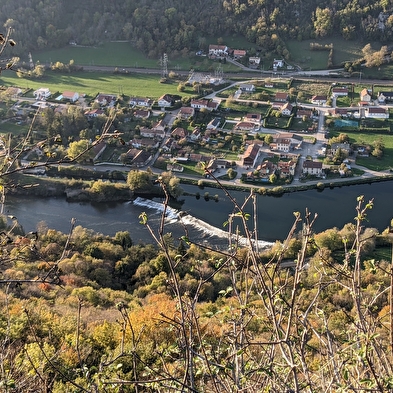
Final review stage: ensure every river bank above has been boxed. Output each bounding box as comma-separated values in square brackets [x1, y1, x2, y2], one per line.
[8, 167, 393, 202]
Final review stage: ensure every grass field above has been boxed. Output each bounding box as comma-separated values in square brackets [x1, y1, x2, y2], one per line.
[0, 69, 198, 100]
[285, 37, 363, 70]
[330, 130, 393, 170]
[33, 42, 242, 73]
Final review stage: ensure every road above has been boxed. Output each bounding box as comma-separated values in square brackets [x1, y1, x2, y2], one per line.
[22, 63, 393, 190]
[78, 64, 393, 87]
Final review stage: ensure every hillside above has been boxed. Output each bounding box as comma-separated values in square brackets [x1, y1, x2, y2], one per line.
[2, 0, 393, 63]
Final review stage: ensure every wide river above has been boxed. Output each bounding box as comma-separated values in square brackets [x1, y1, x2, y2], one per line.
[4, 180, 393, 248]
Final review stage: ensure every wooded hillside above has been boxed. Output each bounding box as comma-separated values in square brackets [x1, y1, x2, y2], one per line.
[2, 0, 393, 60]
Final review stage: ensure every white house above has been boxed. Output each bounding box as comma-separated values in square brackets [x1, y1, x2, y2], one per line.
[377, 91, 393, 103]
[62, 91, 79, 102]
[129, 97, 153, 107]
[239, 84, 255, 92]
[273, 59, 284, 70]
[311, 95, 327, 105]
[34, 88, 51, 100]
[281, 103, 293, 116]
[157, 94, 173, 107]
[303, 160, 323, 176]
[365, 107, 389, 119]
[208, 45, 228, 57]
[331, 87, 348, 97]
[360, 89, 371, 102]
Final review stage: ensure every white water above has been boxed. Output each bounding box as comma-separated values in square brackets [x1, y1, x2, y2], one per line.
[132, 197, 273, 249]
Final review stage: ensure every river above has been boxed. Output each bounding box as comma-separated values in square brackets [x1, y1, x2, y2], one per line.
[4, 180, 393, 248]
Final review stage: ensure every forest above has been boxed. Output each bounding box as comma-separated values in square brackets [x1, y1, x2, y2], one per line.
[2, 0, 393, 62]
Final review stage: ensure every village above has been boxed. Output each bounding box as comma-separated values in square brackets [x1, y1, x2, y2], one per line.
[5, 45, 393, 186]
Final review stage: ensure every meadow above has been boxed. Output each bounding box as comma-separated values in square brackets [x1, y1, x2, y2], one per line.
[285, 37, 363, 69]
[27, 37, 385, 76]
[0, 69, 198, 100]
[32, 42, 242, 73]
[330, 130, 393, 170]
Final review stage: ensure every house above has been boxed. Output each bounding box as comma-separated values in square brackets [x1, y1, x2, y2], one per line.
[190, 127, 202, 141]
[84, 109, 105, 119]
[124, 149, 152, 167]
[206, 118, 221, 130]
[233, 49, 246, 59]
[331, 142, 351, 156]
[62, 91, 79, 102]
[365, 107, 389, 119]
[157, 94, 173, 107]
[281, 102, 293, 116]
[206, 158, 229, 172]
[243, 143, 261, 167]
[329, 108, 348, 117]
[377, 91, 393, 103]
[239, 84, 255, 92]
[273, 59, 284, 70]
[190, 99, 219, 111]
[302, 160, 323, 176]
[249, 57, 261, 68]
[274, 92, 289, 102]
[235, 121, 258, 132]
[256, 160, 276, 177]
[270, 138, 291, 152]
[208, 44, 229, 57]
[296, 108, 312, 119]
[271, 102, 285, 110]
[171, 127, 187, 139]
[152, 119, 167, 132]
[140, 127, 165, 139]
[273, 133, 303, 150]
[245, 113, 262, 123]
[130, 138, 159, 149]
[34, 88, 51, 100]
[278, 160, 297, 177]
[129, 97, 153, 107]
[92, 141, 107, 161]
[311, 95, 327, 105]
[95, 93, 117, 107]
[331, 87, 348, 96]
[162, 137, 175, 152]
[167, 162, 184, 172]
[360, 88, 371, 102]
[178, 106, 195, 120]
[134, 109, 150, 119]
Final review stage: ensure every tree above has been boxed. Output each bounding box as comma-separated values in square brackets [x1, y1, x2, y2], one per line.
[127, 170, 153, 192]
[313, 7, 333, 37]
[227, 167, 236, 179]
[264, 134, 273, 144]
[67, 139, 95, 163]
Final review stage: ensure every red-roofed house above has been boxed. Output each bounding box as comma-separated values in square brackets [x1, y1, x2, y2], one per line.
[275, 92, 288, 102]
[62, 91, 79, 102]
[243, 143, 261, 167]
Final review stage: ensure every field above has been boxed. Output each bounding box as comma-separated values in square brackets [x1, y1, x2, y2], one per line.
[330, 130, 393, 170]
[0, 70, 198, 100]
[32, 42, 242, 73]
[285, 37, 363, 70]
[292, 80, 331, 102]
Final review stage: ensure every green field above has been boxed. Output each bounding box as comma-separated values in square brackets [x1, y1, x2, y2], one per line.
[330, 130, 393, 170]
[32, 42, 242, 73]
[285, 37, 363, 70]
[0, 69, 198, 100]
